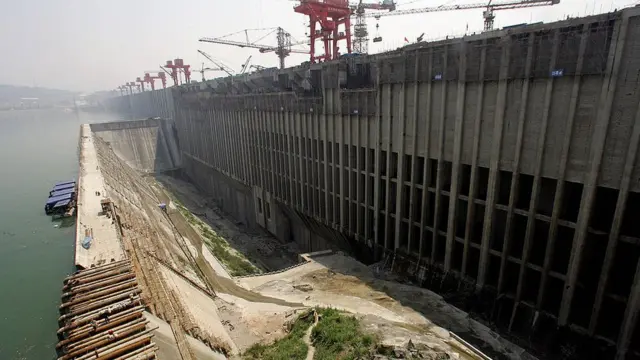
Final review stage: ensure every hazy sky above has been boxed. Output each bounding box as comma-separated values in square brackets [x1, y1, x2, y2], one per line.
[0, 0, 634, 92]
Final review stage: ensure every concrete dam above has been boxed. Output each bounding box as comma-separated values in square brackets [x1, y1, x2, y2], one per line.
[105, 8, 640, 359]
[90, 118, 181, 173]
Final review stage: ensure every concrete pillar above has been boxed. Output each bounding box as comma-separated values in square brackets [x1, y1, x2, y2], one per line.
[461, 41, 486, 278]
[496, 34, 534, 294]
[444, 40, 467, 270]
[431, 45, 449, 264]
[559, 15, 628, 326]
[508, 30, 560, 331]
[373, 65, 383, 260]
[407, 52, 421, 253]
[394, 68, 408, 250]
[323, 90, 331, 223]
[417, 49, 434, 261]
[477, 35, 511, 288]
[383, 83, 393, 252]
[363, 89, 373, 244]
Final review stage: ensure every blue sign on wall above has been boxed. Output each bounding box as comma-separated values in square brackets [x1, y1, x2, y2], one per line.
[551, 69, 564, 77]
[434, 74, 443, 80]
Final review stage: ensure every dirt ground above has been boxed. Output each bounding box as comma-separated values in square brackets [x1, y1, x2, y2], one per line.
[238, 252, 534, 360]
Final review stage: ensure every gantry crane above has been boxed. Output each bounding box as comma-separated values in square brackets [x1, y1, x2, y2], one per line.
[143, 72, 167, 90]
[125, 82, 138, 95]
[361, 0, 560, 43]
[200, 27, 309, 69]
[293, 0, 353, 63]
[163, 59, 191, 86]
[136, 77, 146, 91]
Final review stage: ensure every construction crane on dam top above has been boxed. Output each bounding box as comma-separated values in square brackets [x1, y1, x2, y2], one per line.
[124, 82, 139, 94]
[143, 72, 167, 90]
[199, 27, 310, 69]
[291, 0, 559, 62]
[117, 85, 127, 96]
[196, 63, 226, 82]
[163, 59, 192, 86]
[362, 0, 561, 33]
[352, 0, 397, 53]
[197, 50, 236, 77]
[240, 55, 253, 74]
[136, 77, 146, 92]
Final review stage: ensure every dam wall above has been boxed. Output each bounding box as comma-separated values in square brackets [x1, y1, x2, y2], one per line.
[105, 8, 640, 359]
[105, 87, 175, 120]
[90, 118, 181, 172]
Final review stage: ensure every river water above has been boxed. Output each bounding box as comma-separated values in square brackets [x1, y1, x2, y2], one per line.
[0, 108, 122, 360]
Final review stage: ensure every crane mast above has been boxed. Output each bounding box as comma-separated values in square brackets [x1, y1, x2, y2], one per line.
[351, 0, 396, 54]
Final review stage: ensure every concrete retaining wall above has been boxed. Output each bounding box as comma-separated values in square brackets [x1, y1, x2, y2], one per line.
[91, 118, 181, 173]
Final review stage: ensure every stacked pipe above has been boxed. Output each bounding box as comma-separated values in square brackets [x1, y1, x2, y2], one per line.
[56, 261, 157, 359]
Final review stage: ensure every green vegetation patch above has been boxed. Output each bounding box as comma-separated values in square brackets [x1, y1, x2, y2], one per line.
[198, 224, 259, 276]
[312, 308, 377, 360]
[243, 310, 314, 360]
[174, 202, 260, 277]
[244, 308, 378, 360]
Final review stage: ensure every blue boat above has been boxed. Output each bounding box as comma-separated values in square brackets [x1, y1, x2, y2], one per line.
[50, 188, 76, 198]
[50, 183, 76, 195]
[50, 199, 72, 216]
[45, 193, 73, 214]
[55, 180, 76, 187]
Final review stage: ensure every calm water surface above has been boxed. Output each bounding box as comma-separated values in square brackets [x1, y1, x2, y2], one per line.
[0, 108, 122, 359]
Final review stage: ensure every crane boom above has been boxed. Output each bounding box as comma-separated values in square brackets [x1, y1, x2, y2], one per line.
[240, 56, 253, 74]
[199, 37, 309, 54]
[197, 50, 236, 77]
[363, 0, 559, 18]
[200, 27, 309, 69]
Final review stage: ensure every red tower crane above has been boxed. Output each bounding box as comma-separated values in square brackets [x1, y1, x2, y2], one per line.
[293, 0, 353, 63]
[200, 27, 309, 69]
[164, 59, 192, 86]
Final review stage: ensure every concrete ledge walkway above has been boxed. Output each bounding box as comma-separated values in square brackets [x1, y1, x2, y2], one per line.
[75, 124, 124, 268]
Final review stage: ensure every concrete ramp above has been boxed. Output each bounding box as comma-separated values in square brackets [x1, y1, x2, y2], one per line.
[91, 118, 181, 173]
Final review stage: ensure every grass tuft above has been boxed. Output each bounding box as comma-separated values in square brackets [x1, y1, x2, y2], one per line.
[312, 308, 376, 360]
[244, 308, 378, 360]
[243, 310, 314, 360]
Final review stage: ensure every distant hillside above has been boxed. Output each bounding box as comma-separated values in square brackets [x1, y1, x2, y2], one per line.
[0, 85, 75, 104]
